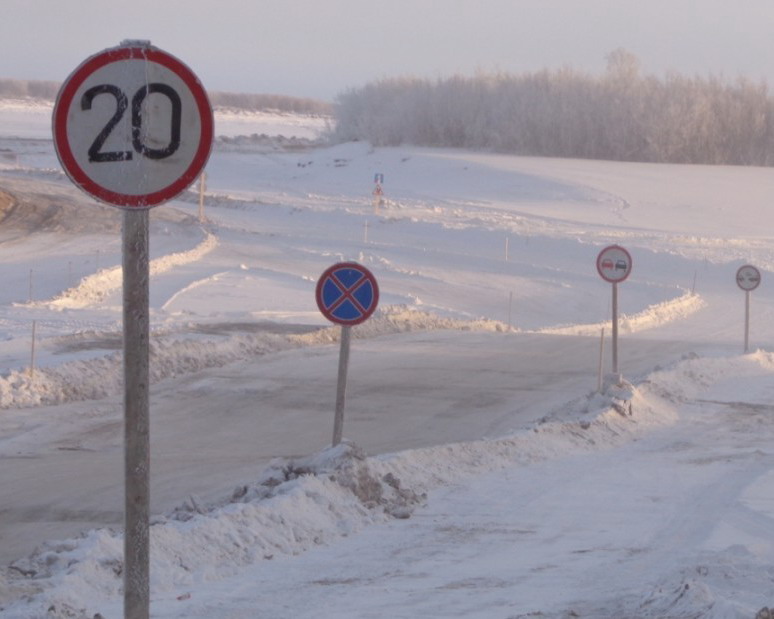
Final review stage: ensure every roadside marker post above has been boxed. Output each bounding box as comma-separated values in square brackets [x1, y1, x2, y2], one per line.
[372, 173, 385, 211]
[736, 264, 761, 353]
[198, 171, 207, 223]
[315, 262, 379, 446]
[53, 40, 212, 619]
[596, 245, 633, 382]
[29, 319, 37, 380]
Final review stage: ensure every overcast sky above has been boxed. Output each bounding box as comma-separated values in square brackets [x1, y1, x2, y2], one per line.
[3, 0, 774, 101]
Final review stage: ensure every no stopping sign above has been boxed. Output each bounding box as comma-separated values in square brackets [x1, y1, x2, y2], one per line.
[53, 42, 213, 208]
[316, 262, 379, 326]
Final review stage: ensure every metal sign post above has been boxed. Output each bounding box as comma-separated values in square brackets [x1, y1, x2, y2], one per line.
[122, 208, 150, 617]
[745, 290, 751, 353]
[333, 325, 352, 445]
[612, 282, 619, 374]
[53, 40, 212, 619]
[315, 262, 379, 446]
[736, 264, 761, 353]
[596, 245, 632, 382]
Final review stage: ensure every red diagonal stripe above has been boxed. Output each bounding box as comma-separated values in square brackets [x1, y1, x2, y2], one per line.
[327, 272, 369, 315]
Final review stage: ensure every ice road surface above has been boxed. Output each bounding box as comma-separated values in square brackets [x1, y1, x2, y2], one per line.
[0, 99, 773, 618]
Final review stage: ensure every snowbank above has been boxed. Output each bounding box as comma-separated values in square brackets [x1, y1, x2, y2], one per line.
[42, 233, 218, 310]
[0, 306, 505, 410]
[5, 351, 770, 618]
[538, 290, 706, 336]
[1, 366, 672, 619]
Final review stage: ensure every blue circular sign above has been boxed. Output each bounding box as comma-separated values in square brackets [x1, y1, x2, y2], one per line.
[315, 262, 379, 326]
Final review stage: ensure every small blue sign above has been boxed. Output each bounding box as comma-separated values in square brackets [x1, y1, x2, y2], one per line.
[316, 262, 379, 326]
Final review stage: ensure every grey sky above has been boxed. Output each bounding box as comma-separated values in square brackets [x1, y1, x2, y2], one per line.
[3, 0, 773, 101]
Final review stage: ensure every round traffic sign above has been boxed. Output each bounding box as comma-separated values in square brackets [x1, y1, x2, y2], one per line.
[597, 245, 632, 283]
[736, 264, 761, 291]
[53, 42, 213, 209]
[316, 262, 379, 326]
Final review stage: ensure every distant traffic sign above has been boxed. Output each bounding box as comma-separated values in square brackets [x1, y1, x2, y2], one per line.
[53, 42, 213, 209]
[597, 245, 632, 283]
[316, 262, 379, 326]
[736, 264, 761, 291]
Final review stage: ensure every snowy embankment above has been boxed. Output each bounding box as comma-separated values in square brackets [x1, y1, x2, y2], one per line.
[43, 233, 218, 309]
[0, 304, 505, 409]
[5, 351, 774, 619]
[539, 289, 706, 336]
[0, 363, 668, 618]
[0, 288, 702, 410]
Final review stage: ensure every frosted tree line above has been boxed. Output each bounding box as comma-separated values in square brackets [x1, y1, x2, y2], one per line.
[0, 78, 59, 100]
[0, 79, 332, 116]
[331, 50, 774, 166]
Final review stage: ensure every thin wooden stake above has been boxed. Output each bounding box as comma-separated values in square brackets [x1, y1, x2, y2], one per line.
[198, 171, 206, 223]
[29, 320, 37, 379]
[507, 291, 513, 331]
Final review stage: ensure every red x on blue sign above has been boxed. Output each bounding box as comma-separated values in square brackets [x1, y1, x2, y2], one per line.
[315, 262, 379, 326]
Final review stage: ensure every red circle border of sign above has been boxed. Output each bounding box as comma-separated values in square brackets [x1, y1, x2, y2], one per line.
[53, 45, 214, 209]
[315, 262, 380, 326]
[596, 244, 633, 284]
[736, 264, 762, 292]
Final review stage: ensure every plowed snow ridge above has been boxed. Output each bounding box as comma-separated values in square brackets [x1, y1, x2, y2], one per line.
[42, 232, 218, 309]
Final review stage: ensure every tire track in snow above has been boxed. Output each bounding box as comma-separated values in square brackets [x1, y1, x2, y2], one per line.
[160, 270, 233, 312]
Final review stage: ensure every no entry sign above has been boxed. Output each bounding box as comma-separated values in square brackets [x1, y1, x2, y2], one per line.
[316, 262, 379, 326]
[597, 245, 632, 283]
[53, 42, 213, 208]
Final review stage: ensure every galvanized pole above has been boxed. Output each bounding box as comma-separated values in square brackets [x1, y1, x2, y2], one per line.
[611, 282, 619, 376]
[123, 209, 150, 619]
[597, 326, 605, 392]
[332, 325, 352, 446]
[744, 290, 750, 353]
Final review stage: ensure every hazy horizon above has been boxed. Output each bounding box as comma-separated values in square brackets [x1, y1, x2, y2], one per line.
[3, 0, 774, 101]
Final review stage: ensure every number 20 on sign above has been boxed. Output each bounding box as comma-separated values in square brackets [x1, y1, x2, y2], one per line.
[53, 41, 213, 209]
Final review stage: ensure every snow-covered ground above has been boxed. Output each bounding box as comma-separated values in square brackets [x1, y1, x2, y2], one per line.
[0, 99, 773, 618]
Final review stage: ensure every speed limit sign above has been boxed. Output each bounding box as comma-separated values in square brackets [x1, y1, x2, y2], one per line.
[53, 41, 213, 208]
[52, 42, 214, 619]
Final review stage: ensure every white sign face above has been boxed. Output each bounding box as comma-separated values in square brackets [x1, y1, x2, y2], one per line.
[596, 245, 632, 283]
[736, 264, 761, 291]
[53, 44, 213, 208]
